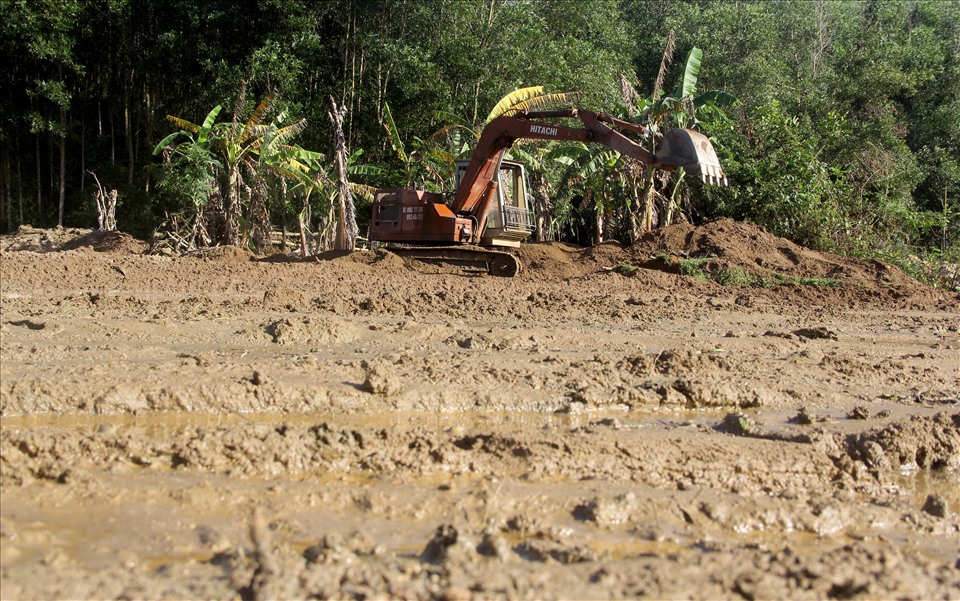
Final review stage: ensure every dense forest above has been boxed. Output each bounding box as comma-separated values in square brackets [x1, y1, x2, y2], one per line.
[2, 0, 958, 286]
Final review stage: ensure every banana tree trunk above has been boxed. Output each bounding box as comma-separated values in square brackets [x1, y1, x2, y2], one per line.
[224, 167, 242, 246]
[329, 97, 356, 251]
[640, 166, 656, 233]
[532, 173, 552, 242]
[298, 192, 312, 257]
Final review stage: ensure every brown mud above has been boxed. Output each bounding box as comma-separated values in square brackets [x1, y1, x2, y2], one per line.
[1, 220, 958, 600]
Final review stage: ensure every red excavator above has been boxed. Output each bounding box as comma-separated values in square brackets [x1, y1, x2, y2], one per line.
[369, 109, 727, 275]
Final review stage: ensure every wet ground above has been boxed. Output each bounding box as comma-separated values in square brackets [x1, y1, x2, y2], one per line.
[1, 222, 958, 599]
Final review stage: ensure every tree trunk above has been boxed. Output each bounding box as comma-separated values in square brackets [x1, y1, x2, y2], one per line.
[110, 108, 116, 165]
[92, 172, 117, 231]
[532, 173, 552, 242]
[595, 206, 604, 244]
[80, 114, 85, 201]
[1, 145, 8, 231]
[225, 168, 241, 246]
[17, 153, 23, 225]
[125, 103, 134, 186]
[640, 166, 656, 233]
[58, 107, 66, 227]
[329, 96, 357, 251]
[36, 136, 42, 221]
[298, 212, 309, 256]
[144, 87, 154, 194]
[16, 136, 24, 225]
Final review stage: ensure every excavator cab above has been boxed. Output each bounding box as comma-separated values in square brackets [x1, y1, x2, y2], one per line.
[455, 159, 535, 248]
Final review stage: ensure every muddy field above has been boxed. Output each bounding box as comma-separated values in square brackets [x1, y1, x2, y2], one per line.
[1, 220, 958, 600]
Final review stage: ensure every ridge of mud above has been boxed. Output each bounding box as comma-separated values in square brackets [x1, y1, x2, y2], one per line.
[5, 413, 956, 492]
[843, 412, 960, 472]
[3, 219, 952, 309]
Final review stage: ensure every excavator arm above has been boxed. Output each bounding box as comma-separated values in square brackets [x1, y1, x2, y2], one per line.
[453, 109, 727, 233]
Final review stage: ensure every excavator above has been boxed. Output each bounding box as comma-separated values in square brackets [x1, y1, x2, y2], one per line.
[369, 109, 727, 276]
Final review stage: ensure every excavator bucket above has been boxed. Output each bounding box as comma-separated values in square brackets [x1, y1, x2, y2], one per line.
[657, 129, 728, 186]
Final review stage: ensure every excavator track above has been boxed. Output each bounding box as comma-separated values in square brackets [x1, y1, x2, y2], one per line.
[384, 245, 521, 277]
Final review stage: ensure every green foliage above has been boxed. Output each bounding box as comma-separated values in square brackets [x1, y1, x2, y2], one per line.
[712, 268, 842, 289]
[380, 101, 454, 192]
[613, 261, 641, 276]
[712, 267, 752, 287]
[699, 101, 851, 250]
[155, 142, 219, 211]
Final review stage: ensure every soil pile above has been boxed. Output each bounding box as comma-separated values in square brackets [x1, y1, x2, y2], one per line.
[631, 218, 925, 291]
[1, 225, 148, 255]
[516, 218, 944, 306]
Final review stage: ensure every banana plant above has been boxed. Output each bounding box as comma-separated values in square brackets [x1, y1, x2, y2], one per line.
[212, 93, 311, 246]
[549, 143, 625, 243]
[296, 147, 384, 254]
[153, 105, 224, 247]
[154, 105, 223, 152]
[155, 91, 322, 247]
[381, 101, 461, 192]
[641, 48, 738, 132]
[629, 46, 738, 233]
[414, 86, 581, 193]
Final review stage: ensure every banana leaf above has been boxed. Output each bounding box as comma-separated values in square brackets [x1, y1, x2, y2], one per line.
[381, 102, 407, 163]
[673, 47, 703, 100]
[485, 86, 544, 123]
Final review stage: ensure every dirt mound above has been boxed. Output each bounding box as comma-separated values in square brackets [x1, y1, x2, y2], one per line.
[632, 218, 874, 281]
[1, 225, 147, 254]
[60, 230, 148, 254]
[624, 218, 944, 302]
[193, 245, 255, 263]
[514, 220, 950, 306]
[516, 242, 585, 279]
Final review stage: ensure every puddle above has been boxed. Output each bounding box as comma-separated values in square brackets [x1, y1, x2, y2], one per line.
[897, 468, 960, 515]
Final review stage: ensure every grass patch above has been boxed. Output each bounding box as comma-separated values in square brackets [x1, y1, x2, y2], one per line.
[713, 266, 841, 288]
[613, 255, 844, 288]
[728, 271, 841, 288]
[712, 267, 753, 287]
[613, 260, 641, 276]
[676, 257, 712, 281]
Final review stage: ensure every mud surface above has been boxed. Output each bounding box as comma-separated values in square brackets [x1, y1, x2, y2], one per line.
[1, 220, 958, 600]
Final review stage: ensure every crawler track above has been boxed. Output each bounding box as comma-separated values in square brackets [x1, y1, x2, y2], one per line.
[385, 245, 521, 276]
